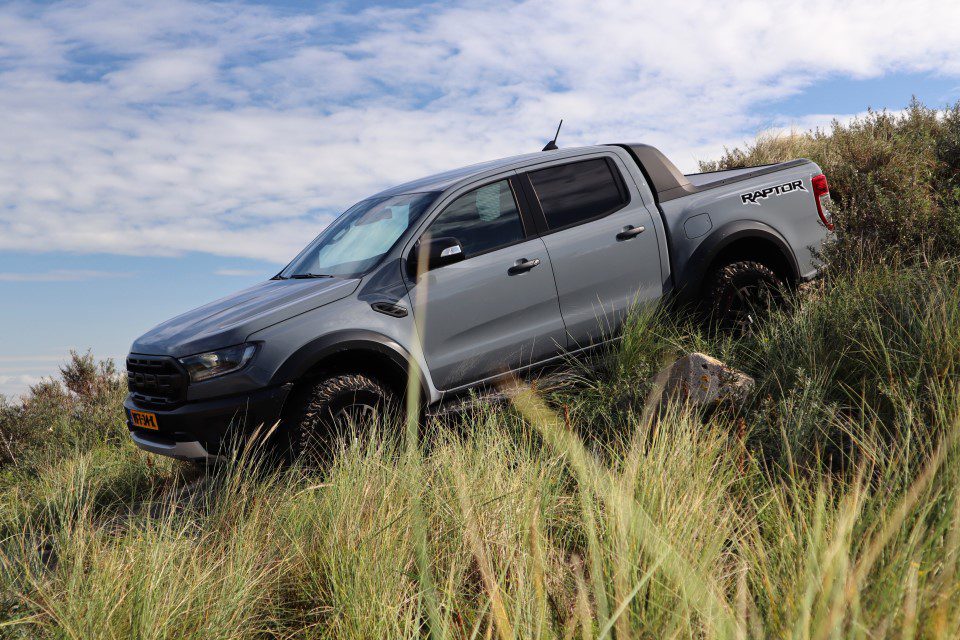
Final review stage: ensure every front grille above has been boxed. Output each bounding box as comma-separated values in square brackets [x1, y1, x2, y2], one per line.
[126, 355, 188, 407]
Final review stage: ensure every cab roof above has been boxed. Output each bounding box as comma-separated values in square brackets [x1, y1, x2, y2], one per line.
[371, 145, 614, 198]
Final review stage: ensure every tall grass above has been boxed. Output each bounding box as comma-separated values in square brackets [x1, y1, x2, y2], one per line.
[4, 260, 960, 638]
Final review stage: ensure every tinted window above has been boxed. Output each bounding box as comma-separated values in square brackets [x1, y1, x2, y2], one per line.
[528, 158, 626, 230]
[427, 180, 525, 257]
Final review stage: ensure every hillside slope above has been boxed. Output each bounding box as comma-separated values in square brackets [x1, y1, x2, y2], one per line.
[3, 101, 960, 639]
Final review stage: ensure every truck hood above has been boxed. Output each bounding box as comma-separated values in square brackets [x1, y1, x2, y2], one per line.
[131, 277, 361, 357]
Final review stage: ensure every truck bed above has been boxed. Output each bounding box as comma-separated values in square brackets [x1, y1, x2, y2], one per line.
[607, 142, 828, 301]
[611, 143, 808, 203]
[684, 162, 806, 188]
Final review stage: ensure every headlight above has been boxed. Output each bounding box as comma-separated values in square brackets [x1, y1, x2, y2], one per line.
[179, 343, 258, 383]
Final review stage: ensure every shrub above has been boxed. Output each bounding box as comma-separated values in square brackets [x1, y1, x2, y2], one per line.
[700, 99, 960, 271]
[0, 351, 127, 483]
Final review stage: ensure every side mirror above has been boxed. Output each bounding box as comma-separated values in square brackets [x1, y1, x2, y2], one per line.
[408, 236, 465, 276]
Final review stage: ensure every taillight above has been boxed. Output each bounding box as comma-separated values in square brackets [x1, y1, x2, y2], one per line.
[811, 173, 834, 231]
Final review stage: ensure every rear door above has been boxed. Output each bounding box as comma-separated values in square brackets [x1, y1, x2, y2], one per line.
[518, 155, 663, 348]
[405, 175, 567, 391]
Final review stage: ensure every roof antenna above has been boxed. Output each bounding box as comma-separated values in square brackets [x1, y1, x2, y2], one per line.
[541, 119, 563, 151]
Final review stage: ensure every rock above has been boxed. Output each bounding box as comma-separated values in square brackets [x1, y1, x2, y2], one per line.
[648, 352, 754, 413]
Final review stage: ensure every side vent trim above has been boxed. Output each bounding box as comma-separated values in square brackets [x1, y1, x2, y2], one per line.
[371, 301, 408, 318]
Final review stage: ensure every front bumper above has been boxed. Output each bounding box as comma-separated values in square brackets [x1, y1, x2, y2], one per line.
[130, 431, 218, 462]
[124, 383, 293, 460]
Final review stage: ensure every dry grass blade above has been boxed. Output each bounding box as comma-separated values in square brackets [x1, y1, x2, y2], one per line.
[504, 378, 740, 638]
[452, 470, 514, 640]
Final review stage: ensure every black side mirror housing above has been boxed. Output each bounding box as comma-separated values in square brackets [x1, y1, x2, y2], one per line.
[408, 236, 465, 277]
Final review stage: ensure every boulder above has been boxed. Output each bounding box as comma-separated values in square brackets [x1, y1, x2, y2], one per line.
[648, 352, 754, 413]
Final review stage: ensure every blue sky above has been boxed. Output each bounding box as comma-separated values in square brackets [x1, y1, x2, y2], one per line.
[2, 0, 960, 397]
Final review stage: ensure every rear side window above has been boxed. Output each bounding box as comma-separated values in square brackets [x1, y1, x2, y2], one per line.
[427, 179, 525, 257]
[528, 158, 627, 230]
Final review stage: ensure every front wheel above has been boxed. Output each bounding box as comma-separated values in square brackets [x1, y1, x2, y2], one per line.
[704, 260, 785, 335]
[283, 373, 398, 465]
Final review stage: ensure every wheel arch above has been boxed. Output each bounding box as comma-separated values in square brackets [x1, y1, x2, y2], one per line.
[672, 221, 799, 307]
[270, 330, 430, 405]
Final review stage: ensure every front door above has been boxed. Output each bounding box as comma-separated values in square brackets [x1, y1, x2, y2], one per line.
[406, 177, 566, 391]
[521, 156, 664, 348]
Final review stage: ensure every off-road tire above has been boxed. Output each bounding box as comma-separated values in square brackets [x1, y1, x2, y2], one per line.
[283, 373, 397, 465]
[704, 260, 785, 335]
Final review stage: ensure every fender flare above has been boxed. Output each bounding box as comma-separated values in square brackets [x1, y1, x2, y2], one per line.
[270, 329, 430, 401]
[672, 220, 799, 307]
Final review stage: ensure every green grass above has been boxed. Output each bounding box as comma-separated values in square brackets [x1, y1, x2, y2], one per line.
[3, 259, 960, 638]
[5, 99, 960, 637]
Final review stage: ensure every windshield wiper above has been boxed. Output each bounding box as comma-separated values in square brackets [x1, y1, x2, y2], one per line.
[289, 273, 334, 279]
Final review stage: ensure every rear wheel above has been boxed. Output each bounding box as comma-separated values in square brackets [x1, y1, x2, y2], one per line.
[283, 373, 398, 466]
[704, 260, 785, 335]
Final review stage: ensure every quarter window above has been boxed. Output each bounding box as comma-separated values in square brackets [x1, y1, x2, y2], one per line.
[426, 180, 525, 257]
[528, 158, 627, 230]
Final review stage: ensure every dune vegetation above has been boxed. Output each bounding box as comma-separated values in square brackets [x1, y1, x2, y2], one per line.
[4, 100, 960, 638]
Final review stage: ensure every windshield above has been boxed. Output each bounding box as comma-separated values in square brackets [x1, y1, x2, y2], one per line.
[280, 192, 438, 278]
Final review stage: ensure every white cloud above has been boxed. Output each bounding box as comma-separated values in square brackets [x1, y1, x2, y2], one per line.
[215, 268, 267, 277]
[0, 374, 46, 399]
[0, 0, 959, 262]
[105, 48, 223, 101]
[0, 374, 44, 397]
[0, 356, 63, 398]
[0, 269, 131, 282]
[0, 355, 70, 363]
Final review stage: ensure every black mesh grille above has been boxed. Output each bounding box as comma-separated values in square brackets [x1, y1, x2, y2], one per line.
[126, 355, 187, 407]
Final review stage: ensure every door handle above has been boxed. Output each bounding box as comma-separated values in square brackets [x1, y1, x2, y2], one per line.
[616, 225, 646, 241]
[508, 258, 541, 275]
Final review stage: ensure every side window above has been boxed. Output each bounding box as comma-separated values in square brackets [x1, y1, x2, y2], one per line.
[528, 158, 627, 230]
[426, 180, 526, 257]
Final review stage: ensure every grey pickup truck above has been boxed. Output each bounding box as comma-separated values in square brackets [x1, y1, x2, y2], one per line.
[125, 143, 832, 462]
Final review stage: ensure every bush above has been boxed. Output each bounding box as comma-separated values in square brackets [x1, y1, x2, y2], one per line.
[701, 99, 960, 272]
[0, 351, 127, 482]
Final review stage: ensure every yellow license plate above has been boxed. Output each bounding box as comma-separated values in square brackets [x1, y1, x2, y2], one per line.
[130, 410, 159, 430]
